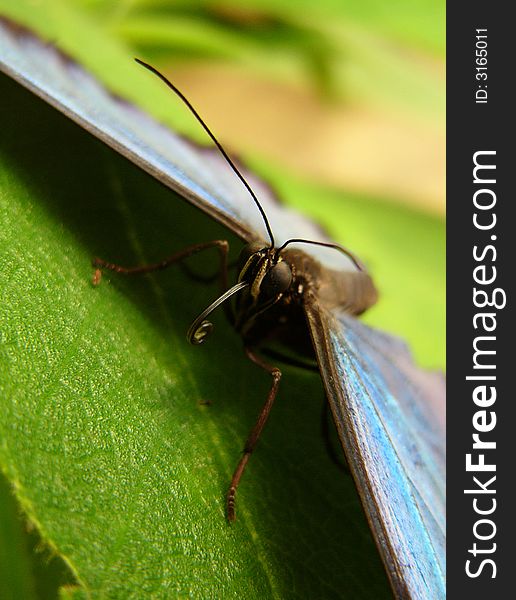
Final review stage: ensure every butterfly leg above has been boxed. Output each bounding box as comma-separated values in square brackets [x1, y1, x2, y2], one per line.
[226, 347, 282, 522]
[92, 239, 229, 292]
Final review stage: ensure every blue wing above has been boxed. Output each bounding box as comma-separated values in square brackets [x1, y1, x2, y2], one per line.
[305, 303, 445, 599]
[0, 17, 357, 274]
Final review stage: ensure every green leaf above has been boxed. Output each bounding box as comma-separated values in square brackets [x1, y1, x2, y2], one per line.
[0, 71, 391, 597]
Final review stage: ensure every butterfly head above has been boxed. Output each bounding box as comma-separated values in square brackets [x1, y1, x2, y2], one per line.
[237, 243, 292, 302]
[187, 242, 295, 345]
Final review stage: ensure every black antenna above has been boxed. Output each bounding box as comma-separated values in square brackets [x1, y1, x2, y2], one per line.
[278, 238, 364, 271]
[135, 58, 275, 248]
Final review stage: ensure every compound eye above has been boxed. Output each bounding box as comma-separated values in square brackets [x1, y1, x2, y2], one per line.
[237, 242, 265, 274]
[261, 261, 292, 299]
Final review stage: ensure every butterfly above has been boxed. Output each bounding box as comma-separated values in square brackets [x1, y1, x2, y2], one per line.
[0, 16, 445, 599]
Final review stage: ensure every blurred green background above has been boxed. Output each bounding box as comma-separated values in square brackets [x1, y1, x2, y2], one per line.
[0, 1, 444, 598]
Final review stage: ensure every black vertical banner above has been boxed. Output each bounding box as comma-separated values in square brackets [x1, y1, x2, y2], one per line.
[447, 3, 513, 598]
